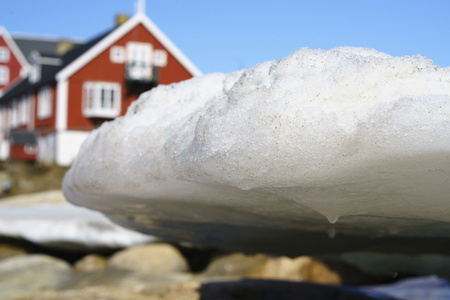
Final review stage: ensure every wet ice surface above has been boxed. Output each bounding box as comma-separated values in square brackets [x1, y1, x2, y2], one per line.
[0, 194, 154, 249]
[63, 47, 450, 254]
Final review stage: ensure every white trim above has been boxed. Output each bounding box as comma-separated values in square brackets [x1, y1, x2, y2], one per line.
[154, 49, 168, 67]
[28, 93, 35, 130]
[56, 13, 202, 82]
[55, 130, 90, 166]
[37, 85, 52, 120]
[0, 27, 30, 73]
[56, 79, 68, 130]
[0, 46, 10, 63]
[0, 66, 9, 84]
[110, 46, 126, 63]
[18, 94, 29, 125]
[29, 50, 41, 83]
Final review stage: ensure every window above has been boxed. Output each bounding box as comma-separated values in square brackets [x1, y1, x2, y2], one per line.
[37, 86, 52, 119]
[126, 42, 153, 80]
[127, 42, 152, 66]
[0, 47, 9, 63]
[83, 82, 121, 118]
[29, 51, 41, 83]
[110, 46, 125, 63]
[18, 96, 29, 125]
[10, 100, 18, 128]
[0, 66, 9, 84]
[154, 49, 167, 67]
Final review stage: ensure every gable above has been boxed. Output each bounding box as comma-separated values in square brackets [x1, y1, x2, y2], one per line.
[0, 31, 28, 93]
[57, 13, 201, 82]
[0, 27, 29, 71]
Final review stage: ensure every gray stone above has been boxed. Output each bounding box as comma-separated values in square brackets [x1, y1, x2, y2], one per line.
[0, 254, 73, 298]
[0, 283, 200, 300]
[107, 243, 190, 274]
[74, 254, 107, 273]
[200, 253, 341, 284]
[0, 244, 26, 261]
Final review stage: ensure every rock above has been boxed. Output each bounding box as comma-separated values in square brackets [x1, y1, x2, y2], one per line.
[74, 254, 107, 273]
[108, 243, 190, 274]
[0, 171, 12, 195]
[260, 256, 341, 284]
[0, 283, 200, 300]
[0, 190, 67, 206]
[0, 244, 26, 261]
[0, 254, 73, 298]
[201, 253, 269, 279]
[200, 253, 341, 284]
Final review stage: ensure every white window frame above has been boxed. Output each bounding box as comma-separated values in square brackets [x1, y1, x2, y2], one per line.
[19, 95, 29, 126]
[37, 86, 52, 120]
[126, 42, 153, 66]
[110, 46, 126, 63]
[10, 100, 18, 128]
[82, 81, 121, 118]
[0, 66, 9, 84]
[154, 49, 168, 67]
[0, 47, 9, 63]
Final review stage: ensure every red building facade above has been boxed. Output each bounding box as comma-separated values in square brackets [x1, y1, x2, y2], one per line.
[0, 27, 28, 97]
[0, 13, 201, 165]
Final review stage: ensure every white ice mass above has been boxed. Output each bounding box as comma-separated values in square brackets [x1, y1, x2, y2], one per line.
[63, 47, 450, 254]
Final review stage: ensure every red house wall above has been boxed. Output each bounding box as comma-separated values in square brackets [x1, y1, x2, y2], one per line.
[10, 144, 37, 161]
[66, 24, 194, 131]
[0, 35, 23, 91]
[33, 84, 57, 134]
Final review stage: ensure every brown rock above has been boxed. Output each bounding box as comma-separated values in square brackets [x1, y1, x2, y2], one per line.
[1, 283, 200, 300]
[200, 253, 341, 284]
[74, 254, 107, 273]
[0, 254, 73, 298]
[201, 253, 269, 279]
[260, 256, 341, 284]
[0, 244, 26, 261]
[108, 243, 189, 274]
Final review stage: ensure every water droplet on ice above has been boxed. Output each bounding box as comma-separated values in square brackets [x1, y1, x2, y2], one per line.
[388, 226, 401, 235]
[327, 226, 337, 239]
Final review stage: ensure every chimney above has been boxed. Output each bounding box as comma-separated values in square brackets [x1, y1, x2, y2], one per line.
[116, 14, 129, 27]
[56, 40, 73, 56]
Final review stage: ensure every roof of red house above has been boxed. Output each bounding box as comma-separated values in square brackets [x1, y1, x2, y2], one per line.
[0, 29, 111, 101]
[12, 35, 85, 64]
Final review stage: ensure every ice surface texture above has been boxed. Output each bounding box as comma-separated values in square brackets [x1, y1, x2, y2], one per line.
[63, 47, 450, 252]
[0, 203, 154, 249]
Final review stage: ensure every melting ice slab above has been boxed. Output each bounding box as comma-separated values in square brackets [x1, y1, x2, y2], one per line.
[63, 47, 450, 255]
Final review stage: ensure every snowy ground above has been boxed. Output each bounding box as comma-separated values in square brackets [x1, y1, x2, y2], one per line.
[0, 190, 154, 249]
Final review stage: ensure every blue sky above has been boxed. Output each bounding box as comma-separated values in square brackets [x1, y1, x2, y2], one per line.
[1, 0, 449, 74]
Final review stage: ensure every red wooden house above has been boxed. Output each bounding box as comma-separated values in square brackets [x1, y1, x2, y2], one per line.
[0, 27, 29, 97]
[0, 12, 201, 165]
